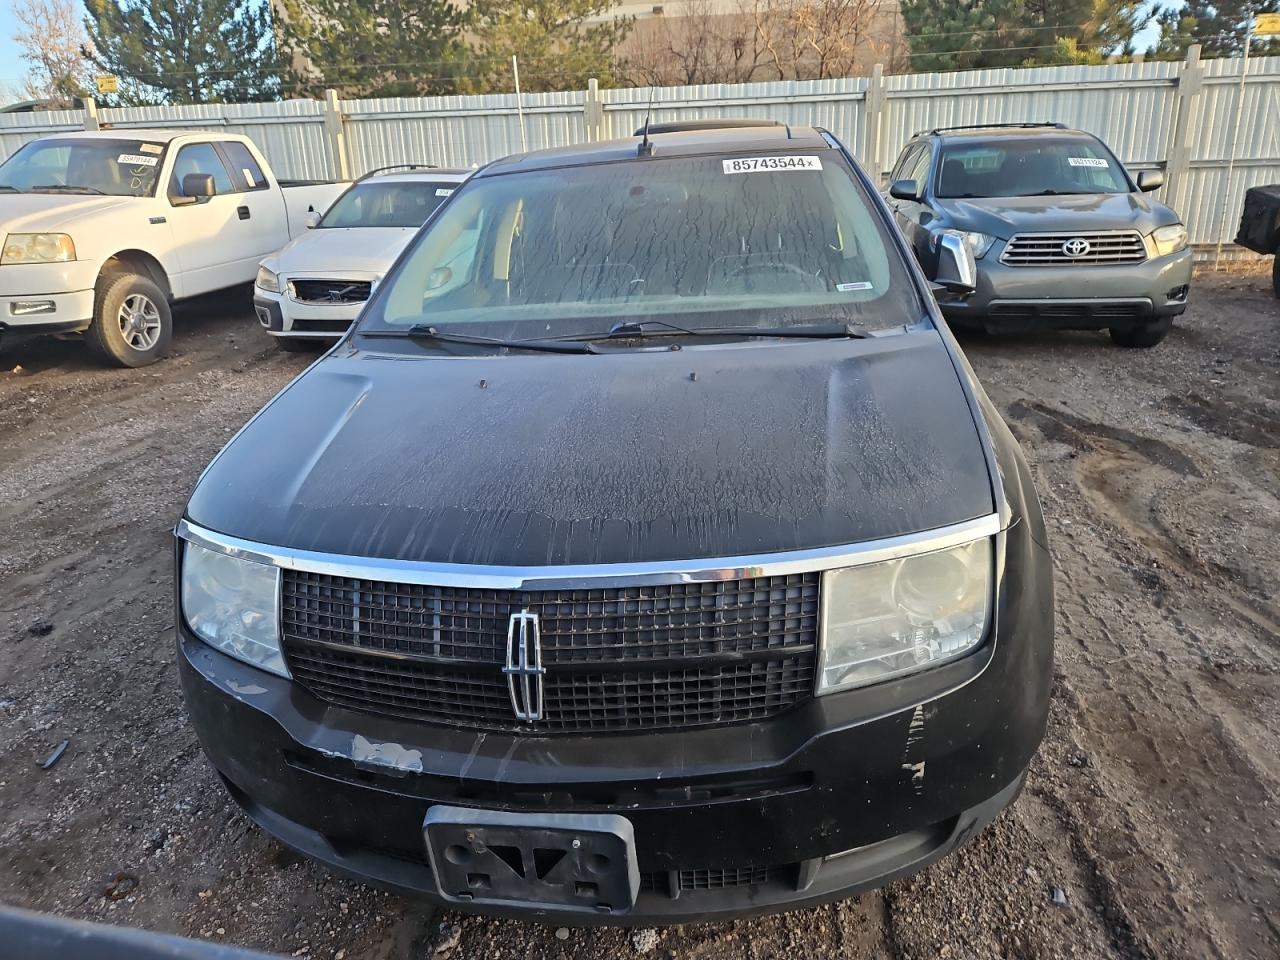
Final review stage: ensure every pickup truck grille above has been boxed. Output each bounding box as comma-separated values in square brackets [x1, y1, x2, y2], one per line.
[280, 571, 818, 733]
[1000, 231, 1147, 266]
[288, 279, 373, 304]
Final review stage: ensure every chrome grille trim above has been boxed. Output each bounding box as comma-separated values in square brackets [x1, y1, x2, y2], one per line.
[1000, 230, 1147, 266]
[175, 513, 1002, 590]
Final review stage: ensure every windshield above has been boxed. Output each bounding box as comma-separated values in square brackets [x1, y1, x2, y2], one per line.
[322, 180, 459, 228]
[0, 138, 167, 197]
[937, 138, 1131, 198]
[358, 152, 923, 340]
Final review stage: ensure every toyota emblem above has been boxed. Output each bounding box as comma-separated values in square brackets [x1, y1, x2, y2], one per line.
[1061, 237, 1091, 258]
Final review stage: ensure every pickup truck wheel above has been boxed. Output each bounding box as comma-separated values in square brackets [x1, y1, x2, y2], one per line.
[274, 336, 323, 353]
[1109, 317, 1172, 348]
[85, 273, 172, 367]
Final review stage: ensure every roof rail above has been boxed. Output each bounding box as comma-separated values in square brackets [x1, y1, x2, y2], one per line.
[920, 122, 1068, 137]
[355, 163, 439, 182]
[632, 118, 785, 136]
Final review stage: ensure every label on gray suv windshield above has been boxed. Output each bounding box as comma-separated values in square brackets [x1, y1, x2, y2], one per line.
[722, 156, 822, 174]
[1067, 157, 1108, 168]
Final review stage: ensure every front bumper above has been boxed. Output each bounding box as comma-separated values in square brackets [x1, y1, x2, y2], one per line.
[942, 246, 1194, 330]
[178, 521, 1053, 924]
[0, 260, 98, 333]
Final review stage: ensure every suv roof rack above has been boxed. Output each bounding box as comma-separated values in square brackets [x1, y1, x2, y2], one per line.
[921, 122, 1068, 137]
[356, 163, 439, 181]
[632, 118, 786, 137]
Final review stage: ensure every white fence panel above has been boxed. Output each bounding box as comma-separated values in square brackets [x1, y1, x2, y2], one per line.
[341, 91, 586, 172]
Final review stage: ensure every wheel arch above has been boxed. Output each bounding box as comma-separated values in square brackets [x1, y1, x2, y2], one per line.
[98, 250, 173, 302]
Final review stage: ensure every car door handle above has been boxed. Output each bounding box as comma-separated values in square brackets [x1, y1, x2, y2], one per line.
[238, 206, 251, 220]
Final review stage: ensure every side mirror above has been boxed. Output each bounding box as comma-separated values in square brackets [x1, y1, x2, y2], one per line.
[304, 210, 321, 229]
[1136, 170, 1164, 192]
[935, 232, 977, 297]
[181, 173, 216, 200]
[889, 179, 921, 202]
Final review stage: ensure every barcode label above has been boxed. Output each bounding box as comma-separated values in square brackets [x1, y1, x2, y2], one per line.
[722, 156, 822, 174]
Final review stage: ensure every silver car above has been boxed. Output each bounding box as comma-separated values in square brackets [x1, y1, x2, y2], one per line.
[886, 123, 1193, 347]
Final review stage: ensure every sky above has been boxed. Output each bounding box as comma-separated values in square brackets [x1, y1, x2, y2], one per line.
[0, 0, 1171, 107]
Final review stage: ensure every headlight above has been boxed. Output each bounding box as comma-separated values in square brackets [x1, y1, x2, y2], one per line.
[934, 229, 995, 260]
[818, 538, 991, 694]
[181, 542, 288, 677]
[1150, 223, 1188, 257]
[1, 233, 76, 265]
[255, 265, 280, 293]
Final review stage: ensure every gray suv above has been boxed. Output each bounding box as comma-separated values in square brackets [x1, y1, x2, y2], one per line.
[886, 123, 1192, 347]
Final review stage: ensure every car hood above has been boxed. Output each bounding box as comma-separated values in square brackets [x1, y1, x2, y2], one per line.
[937, 192, 1179, 239]
[186, 330, 995, 566]
[268, 227, 418, 277]
[0, 193, 131, 232]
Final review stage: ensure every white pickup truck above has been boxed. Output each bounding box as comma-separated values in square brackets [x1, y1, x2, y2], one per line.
[0, 130, 346, 366]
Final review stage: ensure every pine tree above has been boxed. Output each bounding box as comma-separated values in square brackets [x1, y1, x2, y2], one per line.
[84, 0, 281, 104]
[464, 0, 633, 93]
[900, 0, 1149, 71]
[1149, 0, 1280, 59]
[275, 0, 469, 98]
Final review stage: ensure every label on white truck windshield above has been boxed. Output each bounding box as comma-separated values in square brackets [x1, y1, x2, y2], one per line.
[117, 154, 158, 167]
[722, 156, 822, 174]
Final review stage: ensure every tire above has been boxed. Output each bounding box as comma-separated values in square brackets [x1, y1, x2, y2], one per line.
[1109, 316, 1172, 348]
[274, 336, 323, 353]
[1272, 251, 1279, 299]
[84, 273, 172, 367]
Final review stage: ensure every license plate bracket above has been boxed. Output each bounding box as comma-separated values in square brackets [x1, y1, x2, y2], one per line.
[424, 806, 639, 915]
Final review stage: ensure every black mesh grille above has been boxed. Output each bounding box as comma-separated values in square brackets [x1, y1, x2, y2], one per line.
[281, 571, 818, 733]
[639, 865, 784, 892]
[289, 279, 373, 303]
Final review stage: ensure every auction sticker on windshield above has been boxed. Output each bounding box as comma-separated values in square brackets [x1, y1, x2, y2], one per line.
[722, 156, 822, 174]
[118, 154, 159, 167]
[1067, 157, 1108, 168]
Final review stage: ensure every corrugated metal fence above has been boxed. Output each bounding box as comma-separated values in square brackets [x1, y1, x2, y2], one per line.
[3, 48, 1277, 259]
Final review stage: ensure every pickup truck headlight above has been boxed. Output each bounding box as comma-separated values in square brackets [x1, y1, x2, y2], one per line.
[818, 538, 991, 694]
[181, 542, 288, 677]
[1150, 223, 1188, 257]
[1, 233, 76, 265]
[255, 265, 281, 293]
[934, 229, 995, 260]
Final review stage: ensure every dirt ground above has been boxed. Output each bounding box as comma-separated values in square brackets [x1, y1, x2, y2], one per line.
[0, 271, 1276, 960]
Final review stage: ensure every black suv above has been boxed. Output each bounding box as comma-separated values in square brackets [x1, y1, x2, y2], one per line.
[886, 123, 1192, 347]
[176, 122, 1054, 923]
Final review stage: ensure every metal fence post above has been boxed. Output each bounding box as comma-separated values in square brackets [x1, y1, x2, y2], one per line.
[584, 77, 605, 142]
[82, 98, 100, 132]
[1165, 44, 1203, 218]
[862, 64, 886, 185]
[323, 89, 352, 181]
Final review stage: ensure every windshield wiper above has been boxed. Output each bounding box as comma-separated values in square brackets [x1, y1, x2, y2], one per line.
[364, 324, 600, 354]
[596, 319, 873, 340]
[30, 184, 107, 195]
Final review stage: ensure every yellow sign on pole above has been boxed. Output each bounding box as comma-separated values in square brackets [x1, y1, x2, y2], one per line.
[95, 75, 119, 95]
[1255, 12, 1280, 35]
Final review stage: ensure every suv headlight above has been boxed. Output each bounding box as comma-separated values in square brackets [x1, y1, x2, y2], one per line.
[181, 542, 288, 677]
[1150, 223, 1188, 257]
[818, 538, 991, 694]
[255, 265, 280, 293]
[1, 233, 76, 265]
[934, 229, 995, 260]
